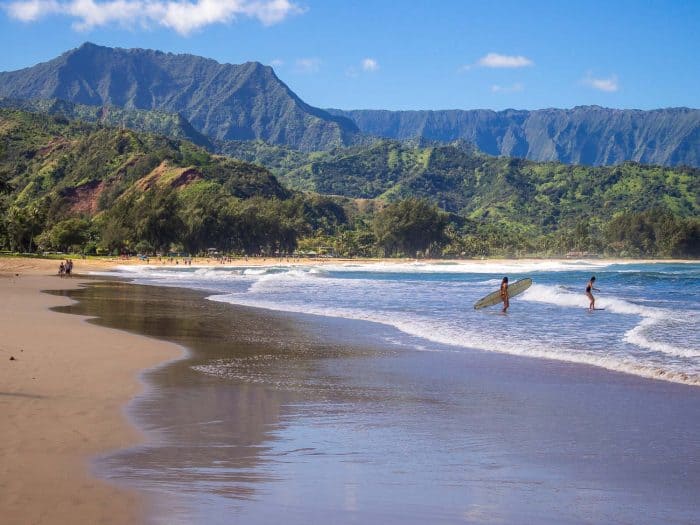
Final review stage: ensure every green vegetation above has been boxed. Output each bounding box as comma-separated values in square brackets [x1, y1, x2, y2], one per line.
[271, 140, 700, 257]
[1, 109, 697, 259]
[373, 198, 448, 257]
[0, 109, 343, 256]
[0, 97, 215, 150]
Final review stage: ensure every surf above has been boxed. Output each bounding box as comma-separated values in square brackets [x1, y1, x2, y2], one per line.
[96, 262, 700, 387]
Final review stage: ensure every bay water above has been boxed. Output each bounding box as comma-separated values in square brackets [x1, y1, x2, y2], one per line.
[105, 260, 700, 386]
[83, 260, 700, 524]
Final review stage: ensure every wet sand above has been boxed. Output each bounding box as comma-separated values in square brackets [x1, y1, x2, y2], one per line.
[56, 280, 700, 525]
[0, 260, 181, 524]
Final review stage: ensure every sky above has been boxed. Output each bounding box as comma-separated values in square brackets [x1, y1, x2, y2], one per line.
[1, 0, 699, 111]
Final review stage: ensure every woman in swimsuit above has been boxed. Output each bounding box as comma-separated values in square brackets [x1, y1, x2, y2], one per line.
[585, 276, 599, 311]
[500, 277, 509, 313]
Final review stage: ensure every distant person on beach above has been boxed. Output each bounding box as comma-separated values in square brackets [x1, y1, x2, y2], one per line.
[58, 262, 65, 277]
[500, 277, 509, 313]
[65, 259, 73, 277]
[585, 276, 600, 311]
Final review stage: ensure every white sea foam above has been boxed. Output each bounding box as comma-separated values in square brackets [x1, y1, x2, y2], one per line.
[207, 292, 699, 386]
[521, 284, 699, 359]
[624, 318, 700, 359]
[475, 278, 503, 286]
[243, 268, 270, 275]
[95, 262, 700, 387]
[321, 260, 611, 275]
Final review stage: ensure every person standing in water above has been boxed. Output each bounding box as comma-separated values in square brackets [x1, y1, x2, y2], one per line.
[585, 276, 600, 311]
[500, 277, 510, 313]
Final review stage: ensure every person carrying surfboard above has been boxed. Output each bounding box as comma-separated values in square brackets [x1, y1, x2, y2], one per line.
[473, 277, 532, 311]
[585, 276, 600, 312]
[500, 277, 509, 313]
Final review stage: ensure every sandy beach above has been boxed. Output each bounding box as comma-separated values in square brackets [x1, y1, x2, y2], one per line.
[0, 257, 181, 524]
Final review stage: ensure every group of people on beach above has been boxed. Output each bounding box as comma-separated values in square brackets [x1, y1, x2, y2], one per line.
[58, 259, 73, 277]
[499, 275, 600, 313]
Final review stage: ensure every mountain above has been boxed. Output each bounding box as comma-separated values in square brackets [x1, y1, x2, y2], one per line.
[3, 43, 698, 166]
[327, 106, 700, 167]
[279, 139, 700, 229]
[0, 108, 354, 255]
[1, 108, 697, 257]
[0, 108, 288, 215]
[0, 97, 215, 149]
[0, 42, 360, 151]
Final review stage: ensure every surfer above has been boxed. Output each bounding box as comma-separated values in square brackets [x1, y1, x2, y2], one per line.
[500, 277, 509, 313]
[585, 276, 600, 311]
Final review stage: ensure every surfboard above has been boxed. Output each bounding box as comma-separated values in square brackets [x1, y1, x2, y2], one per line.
[473, 278, 533, 310]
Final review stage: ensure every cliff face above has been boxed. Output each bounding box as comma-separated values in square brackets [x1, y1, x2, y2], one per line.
[328, 106, 700, 167]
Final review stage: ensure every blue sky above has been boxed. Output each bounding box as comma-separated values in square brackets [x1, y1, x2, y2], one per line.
[1, 0, 698, 111]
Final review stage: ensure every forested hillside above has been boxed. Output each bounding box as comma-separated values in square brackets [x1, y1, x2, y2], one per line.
[0, 109, 346, 255]
[218, 138, 700, 257]
[0, 97, 214, 149]
[1, 109, 697, 258]
[281, 139, 699, 220]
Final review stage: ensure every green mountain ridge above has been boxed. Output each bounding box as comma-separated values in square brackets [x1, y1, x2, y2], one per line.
[0, 97, 215, 149]
[278, 139, 700, 230]
[0, 43, 360, 151]
[1, 108, 697, 258]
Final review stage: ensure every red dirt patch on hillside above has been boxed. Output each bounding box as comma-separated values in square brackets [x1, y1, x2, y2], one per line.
[136, 161, 203, 191]
[61, 180, 106, 215]
[36, 137, 73, 157]
[170, 167, 202, 188]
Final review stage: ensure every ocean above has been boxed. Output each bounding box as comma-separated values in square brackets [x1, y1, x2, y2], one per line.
[74, 260, 700, 524]
[103, 260, 700, 386]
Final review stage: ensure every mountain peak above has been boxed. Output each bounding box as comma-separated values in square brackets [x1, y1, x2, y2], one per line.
[78, 41, 102, 49]
[0, 43, 360, 151]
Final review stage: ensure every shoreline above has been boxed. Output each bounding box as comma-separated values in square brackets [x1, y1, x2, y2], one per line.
[94, 255, 700, 388]
[0, 258, 182, 524]
[1, 256, 698, 523]
[52, 273, 700, 524]
[2, 253, 698, 271]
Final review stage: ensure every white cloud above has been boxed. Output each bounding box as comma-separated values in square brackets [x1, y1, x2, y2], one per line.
[294, 57, 320, 73]
[583, 72, 619, 92]
[3, 0, 303, 34]
[361, 57, 379, 72]
[476, 52, 534, 68]
[6, 0, 59, 21]
[491, 82, 524, 93]
[270, 58, 284, 67]
[346, 58, 379, 77]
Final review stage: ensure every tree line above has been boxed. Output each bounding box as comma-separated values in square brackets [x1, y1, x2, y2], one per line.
[4, 181, 695, 259]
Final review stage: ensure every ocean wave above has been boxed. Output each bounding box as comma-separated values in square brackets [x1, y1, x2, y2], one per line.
[94, 262, 699, 387]
[321, 260, 611, 275]
[522, 284, 698, 359]
[624, 318, 700, 359]
[207, 293, 699, 387]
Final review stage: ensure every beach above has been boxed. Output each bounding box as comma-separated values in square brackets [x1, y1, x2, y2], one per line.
[1, 256, 699, 524]
[0, 258, 181, 524]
